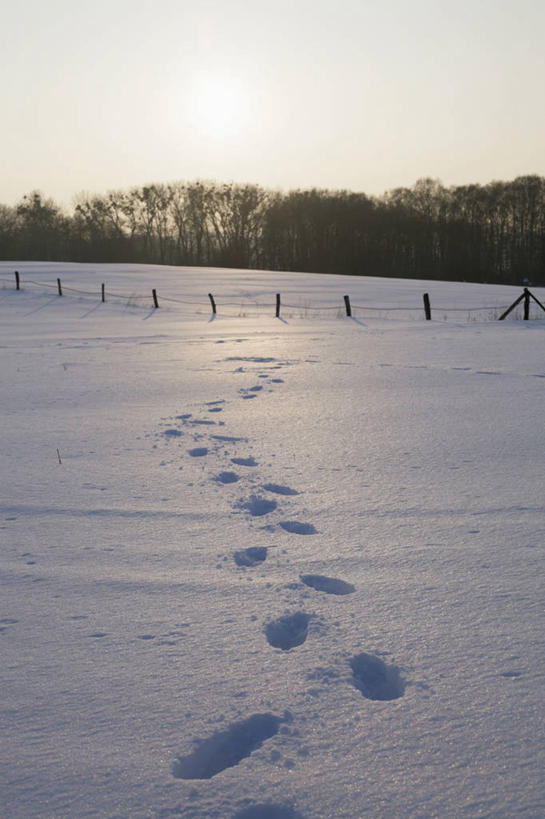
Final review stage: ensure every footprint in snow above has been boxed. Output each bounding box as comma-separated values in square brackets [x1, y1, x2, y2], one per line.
[265, 612, 310, 650]
[279, 521, 316, 535]
[172, 713, 281, 779]
[233, 805, 305, 819]
[214, 471, 240, 484]
[262, 483, 298, 496]
[232, 457, 258, 467]
[349, 653, 405, 700]
[239, 385, 263, 394]
[162, 428, 183, 437]
[188, 447, 208, 457]
[300, 574, 355, 595]
[233, 546, 268, 567]
[237, 496, 277, 517]
[226, 356, 277, 363]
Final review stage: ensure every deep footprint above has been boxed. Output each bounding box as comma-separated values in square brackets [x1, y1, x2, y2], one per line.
[172, 713, 281, 779]
[262, 483, 299, 496]
[300, 574, 355, 595]
[233, 806, 305, 819]
[279, 521, 316, 535]
[238, 496, 277, 517]
[265, 612, 309, 650]
[232, 457, 258, 467]
[188, 447, 208, 457]
[234, 546, 268, 567]
[349, 653, 405, 700]
[214, 471, 240, 484]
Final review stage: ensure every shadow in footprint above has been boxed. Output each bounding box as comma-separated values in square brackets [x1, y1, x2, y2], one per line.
[172, 713, 281, 779]
[349, 653, 405, 701]
[300, 574, 355, 595]
[238, 496, 277, 517]
[232, 457, 258, 467]
[265, 613, 309, 650]
[262, 483, 299, 496]
[279, 521, 316, 535]
[188, 447, 208, 457]
[233, 805, 305, 819]
[234, 547, 268, 567]
[214, 471, 240, 484]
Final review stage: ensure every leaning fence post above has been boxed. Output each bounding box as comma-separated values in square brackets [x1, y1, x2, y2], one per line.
[152, 289, 159, 308]
[15, 270, 20, 290]
[499, 291, 525, 320]
[208, 293, 216, 314]
[276, 293, 281, 318]
[527, 289, 545, 315]
[57, 278, 63, 296]
[523, 287, 530, 320]
[423, 293, 431, 320]
[101, 283, 105, 303]
[344, 295, 352, 317]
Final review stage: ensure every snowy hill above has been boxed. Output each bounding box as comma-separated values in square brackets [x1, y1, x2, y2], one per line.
[2, 262, 545, 818]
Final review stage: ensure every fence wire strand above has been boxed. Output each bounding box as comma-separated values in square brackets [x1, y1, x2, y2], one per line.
[1, 272, 539, 321]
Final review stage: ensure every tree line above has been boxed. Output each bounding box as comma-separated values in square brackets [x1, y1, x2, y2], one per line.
[2, 175, 545, 285]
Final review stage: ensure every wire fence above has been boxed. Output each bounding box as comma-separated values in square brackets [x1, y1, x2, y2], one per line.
[2, 270, 542, 322]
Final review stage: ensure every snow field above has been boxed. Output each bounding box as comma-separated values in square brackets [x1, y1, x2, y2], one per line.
[1, 263, 545, 818]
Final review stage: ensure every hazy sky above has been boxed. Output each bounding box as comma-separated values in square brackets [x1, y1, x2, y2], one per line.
[3, 0, 545, 206]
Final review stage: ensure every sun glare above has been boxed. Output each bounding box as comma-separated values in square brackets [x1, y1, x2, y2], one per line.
[187, 73, 252, 141]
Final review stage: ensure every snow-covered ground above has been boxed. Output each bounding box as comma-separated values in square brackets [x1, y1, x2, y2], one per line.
[1, 262, 545, 819]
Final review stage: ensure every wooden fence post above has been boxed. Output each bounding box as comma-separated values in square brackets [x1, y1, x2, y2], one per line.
[528, 289, 545, 315]
[208, 293, 216, 314]
[523, 287, 530, 320]
[57, 278, 63, 296]
[276, 293, 281, 318]
[15, 271, 20, 290]
[101, 283, 105, 303]
[423, 293, 431, 320]
[344, 295, 352, 317]
[152, 289, 159, 308]
[499, 291, 525, 320]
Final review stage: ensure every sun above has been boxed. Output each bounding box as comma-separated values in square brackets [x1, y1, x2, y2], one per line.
[187, 72, 252, 141]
